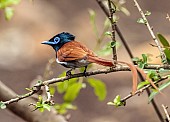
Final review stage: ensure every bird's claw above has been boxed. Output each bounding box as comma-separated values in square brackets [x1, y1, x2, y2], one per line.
[83, 66, 88, 77]
[66, 70, 72, 77]
[83, 71, 87, 77]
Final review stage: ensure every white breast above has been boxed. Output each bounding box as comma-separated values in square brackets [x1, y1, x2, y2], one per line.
[56, 58, 67, 65]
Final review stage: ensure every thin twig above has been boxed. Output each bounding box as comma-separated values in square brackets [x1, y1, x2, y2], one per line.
[2, 63, 170, 106]
[44, 84, 52, 102]
[1, 65, 130, 105]
[162, 104, 170, 122]
[0, 81, 67, 122]
[107, 0, 117, 61]
[95, 1, 165, 121]
[134, 0, 167, 64]
[121, 76, 168, 102]
[2, 85, 41, 105]
[96, 0, 136, 59]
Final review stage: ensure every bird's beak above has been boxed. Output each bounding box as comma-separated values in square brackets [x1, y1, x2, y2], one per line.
[41, 41, 56, 45]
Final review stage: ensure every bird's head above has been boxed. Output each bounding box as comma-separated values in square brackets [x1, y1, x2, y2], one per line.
[41, 32, 75, 51]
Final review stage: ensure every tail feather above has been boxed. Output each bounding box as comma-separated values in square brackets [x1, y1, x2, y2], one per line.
[88, 56, 114, 67]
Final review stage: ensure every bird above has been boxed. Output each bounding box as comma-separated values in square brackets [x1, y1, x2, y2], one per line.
[41, 32, 114, 76]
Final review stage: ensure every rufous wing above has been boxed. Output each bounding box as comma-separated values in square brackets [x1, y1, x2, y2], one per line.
[57, 41, 91, 62]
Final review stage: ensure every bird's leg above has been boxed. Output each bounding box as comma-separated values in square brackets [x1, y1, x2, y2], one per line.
[83, 66, 88, 77]
[66, 68, 73, 77]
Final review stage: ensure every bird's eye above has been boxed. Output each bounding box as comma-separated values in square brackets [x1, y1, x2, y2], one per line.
[54, 37, 60, 44]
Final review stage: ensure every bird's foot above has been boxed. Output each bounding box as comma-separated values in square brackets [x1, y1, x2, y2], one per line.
[83, 66, 88, 77]
[66, 69, 72, 77]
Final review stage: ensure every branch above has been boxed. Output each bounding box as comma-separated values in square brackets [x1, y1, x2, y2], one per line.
[133, 0, 167, 64]
[107, 0, 117, 61]
[96, 1, 166, 121]
[96, 0, 136, 59]
[162, 104, 170, 122]
[1, 65, 130, 105]
[2, 64, 170, 106]
[121, 76, 168, 102]
[0, 81, 67, 122]
[44, 85, 52, 102]
[3, 83, 41, 105]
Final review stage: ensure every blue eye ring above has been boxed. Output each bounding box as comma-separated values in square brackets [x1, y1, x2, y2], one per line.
[54, 37, 60, 44]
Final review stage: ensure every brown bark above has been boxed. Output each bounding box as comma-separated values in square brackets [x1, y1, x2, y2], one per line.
[0, 81, 67, 122]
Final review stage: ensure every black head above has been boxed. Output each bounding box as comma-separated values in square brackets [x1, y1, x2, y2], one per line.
[41, 32, 75, 51]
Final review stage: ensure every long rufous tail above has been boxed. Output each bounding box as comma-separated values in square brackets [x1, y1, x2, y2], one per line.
[88, 56, 114, 67]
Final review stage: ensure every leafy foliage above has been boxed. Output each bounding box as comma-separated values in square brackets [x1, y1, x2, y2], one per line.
[137, 18, 147, 24]
[64, 82, 83, 102]
[97, 42, 113, 56]
[54, 102, 77, 114]
[132, 54, 148, 68]
[137, 11, 151, 24]
[35, 96, 51, 112]
[157, 33, 170, 64]
[107, 95, 125, 107]
[0, 102, 6, 109]
[57, 72, 78, 94]
[89, 9, 111, 46]
[137, 80, 150, 90]
[0, 0, 21, 20]
[149, 80, 170, 102]
[87, 78, 107, 101]
[157, 33, 170, 47]
[147, 70, 161, 81]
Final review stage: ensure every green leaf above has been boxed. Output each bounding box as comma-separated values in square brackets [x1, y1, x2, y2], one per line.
[149, 80, 170, 102]
[120, 6, 130, 16]
[57, 79, 78, 94]
[88, 9, 98, 39]
[49, 86, 56, 95]
[79, 64, 92, 73]
[133, 54, 148, 69]
[88, 9, 96, 22]
[164, 48, 170, 60]
[138, 62, 145, 69]
[97, 42, 112, 56]
[35, 95, 51, 112]
[145, 11, 151, 16]
[54, 102, 77, 114]
[147, 70, 160, 81]
[43, 104, 51, 111]
[0, 102, 6, 109]
[111, 41, 116, 48]
[64, 82, 82, 102]
[25, 87, 33, 92]
[113, 95, 122, 107]
[137, 80, 150, 89]
[57, 81, 69, 94]
[104, 18, 110, 28]
[0, 0, 21, 9]
[157, 33, 170, 47]
[142, 54, 148, 63]
[87, 78, 107, 101]
[137, 18, 146, 24]
[4, 7, 14, 20]
[107, 95, 125, 107]
[38, 95, 43, 104]
[132, 57, 140, 62]
[38, 107, 44, 112]
[57, 72, 78, 93]
[105, 31, 112, 36]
